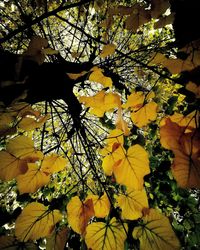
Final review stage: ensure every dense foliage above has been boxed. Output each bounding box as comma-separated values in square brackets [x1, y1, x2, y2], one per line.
[0, 0, 200, 249]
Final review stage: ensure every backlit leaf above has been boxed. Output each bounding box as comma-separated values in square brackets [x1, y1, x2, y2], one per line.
[89, 67, 112, 87]
[86, 193, 110, 218]
[41, 154, 68, 173]
[116, 107, 130, 136]
[67, 196, 95, 235]
[100, 44, 116, 58]
[172, 131, 200, 188]
[122, 91, 144, 110]
[46, 227, 69, 250]
[79, 90, 120, 117]
[102, 144, 125, 176]
[85, 217, 128, 250]
[160, 118, 184, 150]
[6, 135, 42, 159]
[115, 188, 149, 220]
[133, 208, 180, 250]
[113, 144, 150, 189]
[131, 101, 158, 128]
[15, 202, 62, 241]
[125, 8, 151, 32]
[18, 115, 49, 131]
[100, 128, 124, 157]
[16, 163, 50, 194]
[172, 148, 200, 188]
[24, 36, 48, 64]
[123, 91, 157, 127]
[160, 111, 198, 130]
[149, 53, 194, 74]
[0, 151, 27, 181]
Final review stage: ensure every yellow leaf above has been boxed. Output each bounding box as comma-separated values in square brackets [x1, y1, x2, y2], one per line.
[125, 8, 151, 32]
[116, 107, 130, 136]
[102, 144, 125, 176]
[149, 53, 194, 74]
[41, 154, 68, 173]
[133, 208, 180, 250]
[85, 217, 128, 250]
[89, 67, 112, 87]
[100, 44, 116, 58]
[115, 188, 148, 220]
[18, 115, 49, 131]
[100, 128, 124, 156]
[113, 144, 150, 189]
[0, 112, 15, 127]
[122, 91, 144, 110]
[160, 111, 199, 152]
[79, 90, 120, 117]
[6, 135, 41, 159]
[172, 131, 200, 188]
[67, 196, 95, 235]
[0, 125, 17, 137]
[160, 118, 184, 150]
[130, 101, 158, 127]
[86, 193, 110, 218]
[46, 227, 69, 250]
[160, 111, 198, 129]
[172, 149, 200, 188]
[24, 36, 48, 64]
[13, 102, 40, 118]
[15, 202, 62, 241]
[16, 163, 50, 194]
[0, 151, 27, 181]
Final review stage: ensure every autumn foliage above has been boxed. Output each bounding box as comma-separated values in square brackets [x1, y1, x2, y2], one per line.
[0, 0, 200, 249]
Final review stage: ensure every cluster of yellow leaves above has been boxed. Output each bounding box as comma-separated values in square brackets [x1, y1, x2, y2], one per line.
[15, 202, 62, 241]
[100, 0, 172, 34]
[101, 129, 150, 189]
[123, 91, 158, 128]
[0, 135, 68, 193]
[160, 111, 200, 188]
[79, 90, 120, 117]
[150, 40, 200, 75]
[0, 102, 49, 136]
[80, 89, 157, 130]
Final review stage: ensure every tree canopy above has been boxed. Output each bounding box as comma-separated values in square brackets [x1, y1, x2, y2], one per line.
[0, 0, 200, 249]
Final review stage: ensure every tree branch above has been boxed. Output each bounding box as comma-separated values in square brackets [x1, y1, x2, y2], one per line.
[0, 0, 93, 44]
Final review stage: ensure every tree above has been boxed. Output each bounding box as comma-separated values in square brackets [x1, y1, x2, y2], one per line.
[0, 0, 200, 249]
